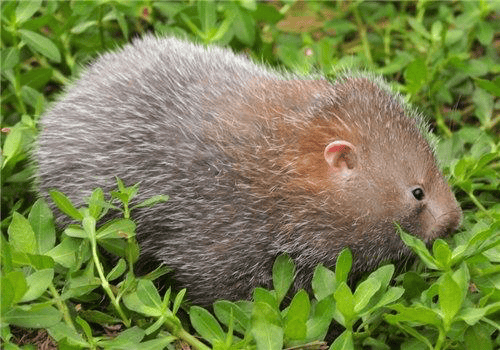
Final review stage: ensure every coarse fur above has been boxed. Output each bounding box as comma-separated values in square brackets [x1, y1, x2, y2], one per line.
[35, 36, 461, 305]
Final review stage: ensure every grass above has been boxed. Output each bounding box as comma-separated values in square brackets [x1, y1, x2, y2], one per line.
[1, 1, 499, 349]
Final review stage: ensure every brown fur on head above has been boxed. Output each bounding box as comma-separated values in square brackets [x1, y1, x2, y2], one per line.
[210, 75, 461, 273]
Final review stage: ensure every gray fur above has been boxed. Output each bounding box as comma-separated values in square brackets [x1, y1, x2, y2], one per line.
[35, 36, 461, 305]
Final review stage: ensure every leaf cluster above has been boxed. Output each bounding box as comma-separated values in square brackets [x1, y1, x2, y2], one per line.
[1, 0, 499, 349]
[2, 181, 499, 349]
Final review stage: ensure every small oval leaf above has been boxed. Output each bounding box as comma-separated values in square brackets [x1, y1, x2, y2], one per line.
[19, 29, 61, 62]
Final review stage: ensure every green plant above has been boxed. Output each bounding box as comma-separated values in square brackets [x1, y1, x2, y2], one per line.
[1, 0, 499, 348]
[2, 180, 499, 349]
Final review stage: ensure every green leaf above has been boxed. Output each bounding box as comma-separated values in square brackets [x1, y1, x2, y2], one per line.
[131, 195, 169, 210]
[4, 304, 62, 328]
[407, 18, 431, 39]
[11, 252, 54, 270]
[251, 301, 282, 327]
[80, 310, 122, 324]
[172, 288, 186, 315]
[46, 236, 81, 268]
[430, 20, 443, 42]
[458, 307, 487, 326]
[464, 323, 494, 350]
[20, 269, 54, 302]
[111, 178, 139, 205]
[47, 321, 89, 347]
[329, 330, 354, 350]
[96, 219, 136, 240]
[472, 88, 493, 127]
[253, 287, 279, 310]
[106, 258, 127, 281]
[474, 78, 500, 97]
[123, 279, 162, 317]
[2, 271, 27, 307]
[476, 21, 494, 46]
[373, 287, 404, 309]
[15, 0, 42, 24]
[0, 277, 15, 314]
[153, 2, 188, 18]
[433, 239, 451, 269]
[284, 289, 310, 341]
[88, 188, 105, 219]
[20, 67, 53, 89]
[211, 10, 235, 43]
[125, 237, 140, 264]
[253, 3, 282, 23]
[466, 225, 495, 251]
[251, 321, 283, 350]
[97, 326, 145, 349]
[439, 272, 463, 326]
[2, 127, 22, 168]
[272, 254, 295, 303]
[71, 20, 98, 34]
[335, 249, 352, 284]
[21, 85, 44, 109]
[214, 300, 250, 335]
[230, 3, 255, 46]
[112, 6, 129, 41]
[367, 265, 394, 290]
[404, 57, 428, 95]
[353, 278, 381, 313]
[18, 29, 61, 62]
[1, 234, 13, 273]
[8, 212, 37, 254]
[312, 264, 336, 301]
[334, 282, 355, 328]
[135, 278, 162, 308]
[62, 266, 100, 299]
[49, 191, 83, 221]
[28, 199, 56, 254]
[98, 238, 128, 258]
[133, 337, 177, 350]
[190, 306, 225, 344]
[325, 19, 357, 37]
[63, 225, 87, 238]
[397, 226, 439, 269]
[452, 263, 470, 302]
[305, 295, 336, 341]
[198, 0, 216, 32]
[1, 47, 20, 72]
[385, 304, 441, 327]
[82, 216, 96, 241]
[75, 316, 92, 341]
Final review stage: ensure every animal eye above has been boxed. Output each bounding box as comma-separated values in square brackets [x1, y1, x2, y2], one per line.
[412, 187, 425, 201]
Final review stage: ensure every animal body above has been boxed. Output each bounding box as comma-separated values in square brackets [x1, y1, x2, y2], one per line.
[36, 36, 461, 305]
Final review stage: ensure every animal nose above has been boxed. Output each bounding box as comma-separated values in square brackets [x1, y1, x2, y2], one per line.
[432, 206, 462, 238]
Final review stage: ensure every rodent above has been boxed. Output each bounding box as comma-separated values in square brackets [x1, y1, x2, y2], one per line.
[35, 36, 462, 305]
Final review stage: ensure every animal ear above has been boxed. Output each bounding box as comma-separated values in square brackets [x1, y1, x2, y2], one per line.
[324, 141, 357, 174]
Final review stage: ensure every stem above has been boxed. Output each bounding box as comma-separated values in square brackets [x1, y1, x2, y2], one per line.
[353, 3, 374, 67]
[467, 190, 487, 212]
[124, 203, 130, 219]
[61, 33, 76, 73]
[126, 237, 136, 274]
[163, 318, 211, 350]
[383, 27, 391, 66]
[90, 232, 131, 327]
[98, 5, 105, 50]
[11, 26, 27, 115]
[434, 328, 446, 350]
[434, 107, 452, 138]
[482, 317, 500, 331]
[48, 283, 76, 330]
